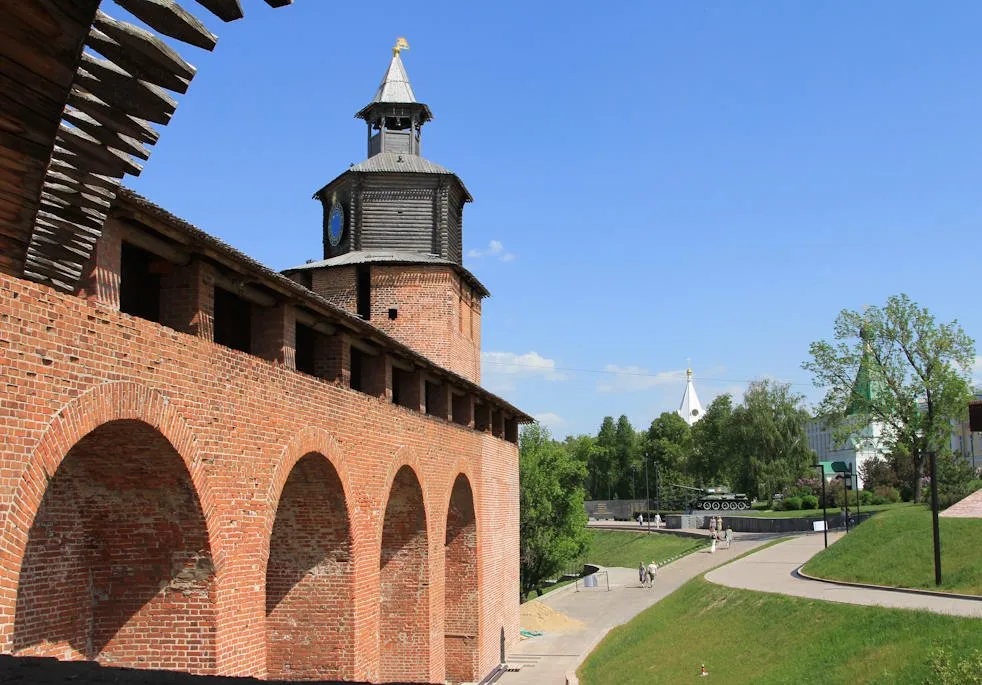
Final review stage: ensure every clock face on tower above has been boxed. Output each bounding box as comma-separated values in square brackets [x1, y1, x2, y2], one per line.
[327, 203, 345, 247]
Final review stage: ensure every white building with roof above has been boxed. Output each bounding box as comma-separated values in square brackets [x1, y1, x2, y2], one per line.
[678, 368, 704, 427]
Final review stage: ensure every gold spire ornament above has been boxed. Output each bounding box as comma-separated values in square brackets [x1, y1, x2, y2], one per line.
[393, 37, 410, 56]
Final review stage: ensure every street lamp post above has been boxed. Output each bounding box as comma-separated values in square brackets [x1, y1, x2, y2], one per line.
[929, 451, 942, 585]
[644, 457, 651, 534]
[813, 463, 828, 549]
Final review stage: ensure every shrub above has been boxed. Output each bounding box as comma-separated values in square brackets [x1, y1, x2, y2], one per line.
[899, 484, 913, 502]
[859, 489, 874, 506]
[872, 494, 888, 506]
[874, 485, 900, 503]
[783, 496, 802, 511]
[770, 499, 783, 511]
[801, 495, 818, 510]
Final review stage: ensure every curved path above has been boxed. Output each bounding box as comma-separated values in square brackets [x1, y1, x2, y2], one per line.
[706, 533, 982, 618]
[499, 533, 776, 685]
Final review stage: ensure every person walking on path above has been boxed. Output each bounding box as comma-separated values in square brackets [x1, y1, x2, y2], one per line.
[638, 513, 644, 528]
[708, 516, 716, 536]
[725, 527, 732, 549]
[639, 562, 646, 587]
[646, 560, 658, 588]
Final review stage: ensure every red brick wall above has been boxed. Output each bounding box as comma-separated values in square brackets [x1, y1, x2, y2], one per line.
[379, 466, 429, 681]
[0, 272, 520, 682]
[309, 264, 481, 383]
[13, 420, 216, 672]
[265, 453, 353, 679]
[444, 475, 478, 684]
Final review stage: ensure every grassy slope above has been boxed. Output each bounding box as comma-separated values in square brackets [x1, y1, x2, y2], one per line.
[739, 502, 915, 519]
[578, 575, 981, 685]
[803, 505, 982, 595]
[583, 529, 706, 568]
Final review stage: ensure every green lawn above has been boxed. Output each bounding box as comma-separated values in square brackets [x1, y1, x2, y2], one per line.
[582, 529, 707, 569]
[737, 501, 915, 519]
[803, 505, 982, 595]
[578, 575, 982, 684]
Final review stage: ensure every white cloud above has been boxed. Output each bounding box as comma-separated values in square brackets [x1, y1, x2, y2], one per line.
[596, 365, 684, 393]
[481, 351, 567, 381]
[534, 412, 566, 428]
[468, 239, 516, 262]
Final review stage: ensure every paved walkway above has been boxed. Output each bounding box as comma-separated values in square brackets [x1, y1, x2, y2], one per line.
[499, 534, 774, 685]
[705, 532, 982, 618]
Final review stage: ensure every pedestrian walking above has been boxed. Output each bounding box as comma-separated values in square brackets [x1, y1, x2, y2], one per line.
[725, 527, 732, 549]
[638, 512, 644, 528]
[646, 560, 658, 588]
[708, 516, 716, 536]
[639, 561, 646, 587]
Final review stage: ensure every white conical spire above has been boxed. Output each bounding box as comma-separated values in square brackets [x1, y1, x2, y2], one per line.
[677, 367, 704, 426]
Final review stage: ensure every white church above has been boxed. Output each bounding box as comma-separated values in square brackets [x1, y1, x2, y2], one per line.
[678, 367, 704, 427]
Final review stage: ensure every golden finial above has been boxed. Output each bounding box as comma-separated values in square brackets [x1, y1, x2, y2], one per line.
[393, 37, 410, 57]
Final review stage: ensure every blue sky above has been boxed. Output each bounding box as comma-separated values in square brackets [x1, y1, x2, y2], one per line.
[125, 1, 982, 438]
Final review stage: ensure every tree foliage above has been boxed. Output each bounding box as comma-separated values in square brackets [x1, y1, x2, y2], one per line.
[728, 379, 813, 500]
[691, 394, 734, 485]
[804, 294, 976, 502]
[519, 423, 589, 599]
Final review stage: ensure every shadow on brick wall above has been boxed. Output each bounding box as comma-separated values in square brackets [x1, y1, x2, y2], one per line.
[0, 656, 430, 685]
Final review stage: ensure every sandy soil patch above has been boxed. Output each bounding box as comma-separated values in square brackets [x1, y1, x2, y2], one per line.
[520, 599, 585, 634]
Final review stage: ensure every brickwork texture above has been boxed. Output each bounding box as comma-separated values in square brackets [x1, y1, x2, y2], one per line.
[0, 272, 520, 683]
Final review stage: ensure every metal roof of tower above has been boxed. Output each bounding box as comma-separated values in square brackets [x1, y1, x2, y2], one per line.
[355, 39, 433, 122]
[678, 368, 705, 426]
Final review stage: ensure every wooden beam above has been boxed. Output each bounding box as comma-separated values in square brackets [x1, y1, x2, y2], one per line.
[390, 357, 415, 372]
[348, 336, 378, 357]
[113, 0, 218, 51]
[77, 52, 177, 125]
[41, 181, 113, 211]
[194, 0, 243, 22]
[45, 170, 118, 199]
[56, 123, 143, 177]
[47, 156, 123, 193]
[91, 10, 196, 87]
[35, 210, 103, 239]
[213, 272, 277, 308]
[119, 222, 191, 265]
[63, 109, 152, 160]
[68, 89, 160, 144]
[85, 27, 191, 95]
[294, 309, 339, 335]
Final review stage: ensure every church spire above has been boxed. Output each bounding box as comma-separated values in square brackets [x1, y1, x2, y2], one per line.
[678, 367, 704, 426]
[355, 38, 433, 158]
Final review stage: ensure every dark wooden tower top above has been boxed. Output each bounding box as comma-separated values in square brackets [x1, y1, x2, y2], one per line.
[300, 40, 482, 294]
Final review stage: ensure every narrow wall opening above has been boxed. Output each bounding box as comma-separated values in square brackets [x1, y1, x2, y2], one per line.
[444, 475, 478, 684]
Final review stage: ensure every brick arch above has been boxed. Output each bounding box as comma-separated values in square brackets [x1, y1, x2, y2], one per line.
[260, 426, 357, 571]
[0, 381, 220, 651]
[377, 445, 428, 528]
[443, 471, 481, 684]
[378, 450, 431, 682]
[262, 427, 357, 680]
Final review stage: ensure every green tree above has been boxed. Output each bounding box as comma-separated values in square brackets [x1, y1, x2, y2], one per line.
[590, 416, 617, 499]
[804, 294, 975, 502]
[728, 379, 812, 500]
[642, 412, 695, 506]
[691, 394, 734, 486]
[613, 415, 639, 499]
[519, 424, 589, 600]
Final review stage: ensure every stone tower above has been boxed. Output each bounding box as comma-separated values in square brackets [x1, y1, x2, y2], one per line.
[677, 367, 704, 427]
[284, 40, 486, 383]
